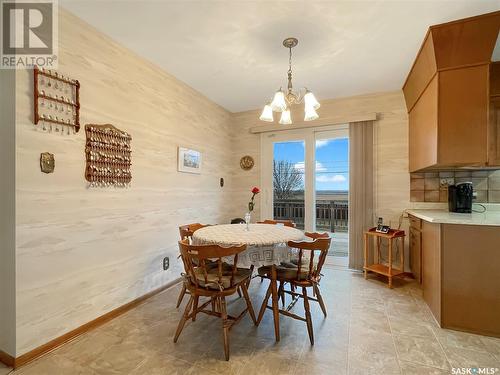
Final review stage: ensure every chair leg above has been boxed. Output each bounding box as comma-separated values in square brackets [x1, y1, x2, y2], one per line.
[174, 295, 194, 343]
[192, 295, 199, 321]
[237, 287, 242, 298]
[176, 283, 187, 308]
[220, 296, 230, 361]
[278, 282, 285, 307]
[241, 282, 257, 325]
[314, 284, 327, 318]
[257, 284, 272, 324]
[211, 296, 216, 313]
[302, 287, 314, 345]
[270, 270, 280, 342]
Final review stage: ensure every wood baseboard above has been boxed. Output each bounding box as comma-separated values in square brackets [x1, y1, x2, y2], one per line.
[0, 278, 181, 369]
[0, 350, 15, 368]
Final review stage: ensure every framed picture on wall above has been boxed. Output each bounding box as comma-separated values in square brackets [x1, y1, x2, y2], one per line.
[177, 147, 202, 174]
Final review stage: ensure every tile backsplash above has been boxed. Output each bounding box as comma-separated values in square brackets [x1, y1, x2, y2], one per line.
[410, 170, 500, 203]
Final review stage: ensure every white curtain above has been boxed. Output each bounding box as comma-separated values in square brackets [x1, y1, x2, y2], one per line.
[348, 121, 375, 270]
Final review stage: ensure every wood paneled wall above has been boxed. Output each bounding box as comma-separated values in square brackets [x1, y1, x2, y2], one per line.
[14, 9, 233, 356]
[0, 70, 17, 357]
[229, 91, 411, 232]
[11, 8, 415, 358]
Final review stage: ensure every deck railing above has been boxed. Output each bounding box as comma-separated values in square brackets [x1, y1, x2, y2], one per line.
[273, 199, 348, 232]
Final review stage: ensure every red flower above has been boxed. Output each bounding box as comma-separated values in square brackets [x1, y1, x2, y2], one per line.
[252, 187, 260, 194]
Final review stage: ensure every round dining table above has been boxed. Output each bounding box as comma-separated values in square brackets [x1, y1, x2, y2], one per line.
[192, 223, 305, 341]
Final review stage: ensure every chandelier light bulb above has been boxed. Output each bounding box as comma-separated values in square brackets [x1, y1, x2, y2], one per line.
[304, 105, 319, 122]
[270, 90, 287, 112]
[279, 109, 292, 125]
[304, 90, 320, 110]
[259, 104, 274, 122]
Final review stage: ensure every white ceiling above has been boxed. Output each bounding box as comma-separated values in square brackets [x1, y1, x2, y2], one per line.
[61, 0, 500, 113]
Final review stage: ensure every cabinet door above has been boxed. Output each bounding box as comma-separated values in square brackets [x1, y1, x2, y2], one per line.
[409, 227, 422, 284]
[488, 97, 500, 166]
[422, 221, 441, 324]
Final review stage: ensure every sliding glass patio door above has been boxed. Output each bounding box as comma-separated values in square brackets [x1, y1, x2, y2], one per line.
[261, 126, 349, 264]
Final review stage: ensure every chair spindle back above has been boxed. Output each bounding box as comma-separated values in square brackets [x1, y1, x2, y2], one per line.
[287, 237, 331, 281]
[178, 239, 246, 290]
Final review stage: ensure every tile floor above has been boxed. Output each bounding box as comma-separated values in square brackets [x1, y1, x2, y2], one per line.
[2, 267, 499, 375]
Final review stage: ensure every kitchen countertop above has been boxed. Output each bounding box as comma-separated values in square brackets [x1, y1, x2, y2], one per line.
[406, 209, 500, 226]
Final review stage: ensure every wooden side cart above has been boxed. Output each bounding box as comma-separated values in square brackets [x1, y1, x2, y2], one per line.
[363, 228, 405, 288]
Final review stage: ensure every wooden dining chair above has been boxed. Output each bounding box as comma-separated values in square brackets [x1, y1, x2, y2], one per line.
[257, 219, 296, 228]
[174, 239, 257, 360]
[256, 235, 331, 345]
[176, 223, 210, 308]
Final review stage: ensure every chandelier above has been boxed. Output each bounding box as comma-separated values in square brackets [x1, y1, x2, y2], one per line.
[260, 37, 320, 124]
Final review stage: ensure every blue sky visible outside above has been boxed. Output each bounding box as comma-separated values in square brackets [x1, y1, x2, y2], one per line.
[273, 138, 349, 191]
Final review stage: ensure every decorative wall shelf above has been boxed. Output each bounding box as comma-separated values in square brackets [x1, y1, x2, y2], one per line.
[34, 66, 81, 134]
[85, 124, 132, 187]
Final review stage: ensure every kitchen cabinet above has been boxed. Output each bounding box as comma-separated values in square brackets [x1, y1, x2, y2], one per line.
[489, 62, 500, 166]
[408, 210, 500, 337]
[403, 11, 500, 172]
[408, 219, 422, 284]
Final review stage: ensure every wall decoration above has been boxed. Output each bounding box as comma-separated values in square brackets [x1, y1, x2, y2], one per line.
[85, 124, 132, 187]
[240, 155, 254, 171]
[34, 66, 81, 134]
[178, 147, 202, 174]
[40, 152, 55, 173]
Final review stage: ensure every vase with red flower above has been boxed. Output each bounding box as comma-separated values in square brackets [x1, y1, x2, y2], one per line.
[245, 187, 260, 231]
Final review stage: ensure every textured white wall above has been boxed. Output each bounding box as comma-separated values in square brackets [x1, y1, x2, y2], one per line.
[0, 70, 17, 357]
[14, 9, 234, 356]
[10, 7, 413, 358]
[230, 91, 410, 228]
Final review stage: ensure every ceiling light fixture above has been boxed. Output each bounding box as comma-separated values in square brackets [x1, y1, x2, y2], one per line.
[260, 37, 320, 124]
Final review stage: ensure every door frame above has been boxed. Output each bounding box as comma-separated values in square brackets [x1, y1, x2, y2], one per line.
[260, 124, 348, 233]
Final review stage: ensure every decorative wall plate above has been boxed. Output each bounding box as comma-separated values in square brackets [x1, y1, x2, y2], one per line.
[40, 152, 55, 173]
[240, 155, 254, 171]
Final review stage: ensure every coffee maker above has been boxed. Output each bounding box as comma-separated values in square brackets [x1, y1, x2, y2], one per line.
[448, 182, 473, 213]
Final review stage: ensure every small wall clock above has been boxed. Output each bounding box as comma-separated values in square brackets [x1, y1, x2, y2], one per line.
[240, 155, 254, 171]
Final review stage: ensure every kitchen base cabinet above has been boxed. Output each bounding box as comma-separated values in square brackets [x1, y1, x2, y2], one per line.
[421, 222, 500, 337]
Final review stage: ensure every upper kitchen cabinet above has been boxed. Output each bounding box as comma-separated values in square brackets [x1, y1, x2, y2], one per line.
[490, 62, 500, 166]
[403, 12, 500, 172]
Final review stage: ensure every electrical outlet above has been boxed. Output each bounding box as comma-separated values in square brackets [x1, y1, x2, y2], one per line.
[163, 256, 169, 271]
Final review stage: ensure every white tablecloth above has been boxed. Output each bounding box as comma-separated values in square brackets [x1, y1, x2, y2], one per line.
[192, 224, 305, 268]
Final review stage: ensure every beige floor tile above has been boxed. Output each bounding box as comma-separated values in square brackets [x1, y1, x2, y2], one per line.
[348, 328, 401, 375]
[9, 268, 500, 375]
[433, 328, 491, 353]
[242, 351, 299, 375]
[399, 360, 450, 375]
[0, 363, 12, 375]
[12, 354, 95, 375]
[388, 316, 436, 339]
[54, 331, 123, 366]
[480, 336, 500, 359]
[350, 309, 392, 334]
[87, 341, 150, 374]
[294, 360, 344, 375]
[394, 335, 448, 370]
[130, 353, 193, 375]
[444, 346, 500, 369]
